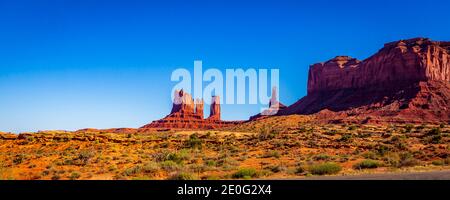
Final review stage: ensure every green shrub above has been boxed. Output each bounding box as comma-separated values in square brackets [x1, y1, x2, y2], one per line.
[166, 150, 190, 164]
[13, 154, 26, 165]
[313, 154, 331, 161]
[382, 152, 400, 167]
[142, 162, 160, 175]
[69, 171, 81, 180]
[432, 160, 445, 166]
[353, 160, 381, 169]
[185, 133, 202, 149]
[362, 151, 377, 159]
[262, 151, 281, 158]
[168, 172, 198, 180]
[431, 158, 450, 166]
[160, 160, 180, 171]
[348, 125, 357, 131]
[122, 165, 142, 176]
[404, 124, 414, 133]
[425, 135, 442, 144]
[204, 160, 217, 167]
[309, 162, 342, 175]
[339, 134, 352, 142]
[203, 175, 220, 180]
[232, 168, 258, 179]
[427, 127, 441, 136]
[376, 145, 391, 156]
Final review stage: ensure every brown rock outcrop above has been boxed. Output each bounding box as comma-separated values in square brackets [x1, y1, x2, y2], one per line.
[282, 38, 450, 123]
[141, 90, 241, 129]
[208, 96, 221, 121]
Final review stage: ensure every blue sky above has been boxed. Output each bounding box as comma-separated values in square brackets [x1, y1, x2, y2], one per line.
[1, 0, 449, 132]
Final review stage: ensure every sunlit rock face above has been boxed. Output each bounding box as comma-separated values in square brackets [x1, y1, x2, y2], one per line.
[283, 38, 450, 123]
[141, 90, 240, 130]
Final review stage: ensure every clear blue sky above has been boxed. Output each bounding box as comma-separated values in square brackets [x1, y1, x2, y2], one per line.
[1, 0, 449, 133]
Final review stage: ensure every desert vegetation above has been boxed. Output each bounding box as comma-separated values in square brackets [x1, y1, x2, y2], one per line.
[0, 115, 449, 180]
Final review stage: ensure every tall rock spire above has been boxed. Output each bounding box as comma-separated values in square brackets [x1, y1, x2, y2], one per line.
[208, 96, 221, 121]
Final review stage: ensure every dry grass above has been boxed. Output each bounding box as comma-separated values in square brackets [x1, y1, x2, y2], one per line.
[0, 115, 449, 180]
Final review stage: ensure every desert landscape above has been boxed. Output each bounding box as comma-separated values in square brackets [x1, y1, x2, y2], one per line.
[1, 37, 449, 180]
[0, 116, 449, 180]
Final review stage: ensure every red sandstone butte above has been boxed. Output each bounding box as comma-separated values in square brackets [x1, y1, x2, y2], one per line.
[140, 90, 241, 130]
[281, 38, 450, 123]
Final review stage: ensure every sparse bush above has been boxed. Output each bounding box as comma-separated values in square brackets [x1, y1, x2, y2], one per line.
[168, 172, 198, 180]
[416, 124, 426, 130]
[122, 165, 142, 176]
[41, 170, 50, 176]
[348, 125, 357, 131]
[203, 175, 220, 180]
[426, 135, 442, 144]
[142, 162, 160, 175]
[267, 165, 286, 173]
[361, 151, 377, 160]
[13, 154, 26, 165]
[339, 134, 352, 142]
[431, 158, 450, 166]
[71, 150, 94, 166]
[432, 160, 445, 166]
[262, 151, 281, 158]
[185, 133, 202, 149]
[204, 160, 217, 167]
[108, 165, 117, 172]
[258, 126, 277, 140]
[427, 127, 441, 136]
[69, 171, 81, 180]
[309, 162, 342, 175]
[166, 150, 190, 164]
[376, 144, 391, 156]
[232, 168, 257, 179]
[313, 154, 331, 161]
[51, 174, 60, 180]
[160, 161, 180, 171]
[353, 160, 382, 169]
[383, 153, 400, 167]
[404, 124, 414, 133]
[217, 157, 239, 168]
[325, 129, 338, 136]
[295, 165, 306, 174]
[398, 153, 419, 167]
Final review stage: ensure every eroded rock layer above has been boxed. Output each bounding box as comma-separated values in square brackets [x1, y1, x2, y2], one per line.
[282, 38, 450, 123]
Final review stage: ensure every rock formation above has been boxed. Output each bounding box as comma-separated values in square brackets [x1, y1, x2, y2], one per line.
[250, 86, 287, 120]
[141, 90, 241, 129]
[281, 38, 450, 123]
[208, 96, 221, 121]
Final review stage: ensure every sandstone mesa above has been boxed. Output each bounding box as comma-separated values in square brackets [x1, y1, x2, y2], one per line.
[281, 37, 450, 124]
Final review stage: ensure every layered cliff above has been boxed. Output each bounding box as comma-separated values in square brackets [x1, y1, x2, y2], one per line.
[282, 38, 450, 123]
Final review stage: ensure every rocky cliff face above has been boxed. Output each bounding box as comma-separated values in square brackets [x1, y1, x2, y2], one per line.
[308, 38, 450, 94]
[283, 38, 450, 123]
